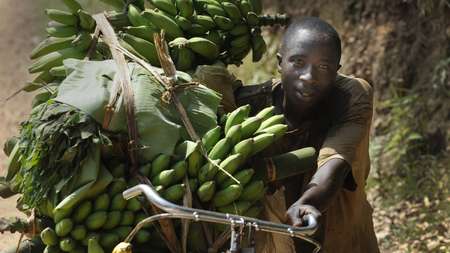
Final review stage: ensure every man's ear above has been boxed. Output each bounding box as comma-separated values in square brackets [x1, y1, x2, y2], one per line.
[277, 53, 282, 73]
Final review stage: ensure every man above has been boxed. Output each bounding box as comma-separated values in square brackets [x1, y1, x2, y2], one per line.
[235, 17, 380, 252]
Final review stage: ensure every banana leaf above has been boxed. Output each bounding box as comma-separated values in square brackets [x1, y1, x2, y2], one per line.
[53, 144, 112, 220]
[55, 59, 221, 162]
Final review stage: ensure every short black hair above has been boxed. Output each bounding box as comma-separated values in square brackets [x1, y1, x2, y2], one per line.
[281, 17, 342, 63]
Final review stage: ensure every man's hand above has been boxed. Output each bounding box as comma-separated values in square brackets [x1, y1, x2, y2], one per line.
[286, 202, 321, 227]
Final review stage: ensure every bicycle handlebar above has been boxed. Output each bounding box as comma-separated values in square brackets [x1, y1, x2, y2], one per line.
[123, 184, 318, 239]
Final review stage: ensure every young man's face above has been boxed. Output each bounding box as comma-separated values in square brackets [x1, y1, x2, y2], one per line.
[278, 29, 341, 109]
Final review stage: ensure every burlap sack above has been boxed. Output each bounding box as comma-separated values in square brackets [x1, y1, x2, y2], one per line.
[255, 187, 297, 253]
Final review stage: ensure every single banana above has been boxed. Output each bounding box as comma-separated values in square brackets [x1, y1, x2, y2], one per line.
[250, 133, 275, 155]
[220, 168, 254, 189]
[221, 1, 242, 24]
[239, 180, 265, 201]
[123, 25, 158, 41]
[258, 124, 288, 140]
[255, 106, 274, 121]
[45, 9, 79, 26]
[231, 33, 251, 48]
[215, 153, 243, 184]
[61, 0, 82, 13]
[192, 15, 216, 30]
[197, 181, 216, 202]
[78, 9, 96, 32]
[249, 0, 262, 14]
[231, 138, 253, 160]
[230, 24, 250, 36]
[72, 31, 93, 51]
[238, 0, 253, 16]
[128, 4, 150, 27]
[46, 25, 78, 38]
[120, 32, 160, 66]
[213, 15, 234, 30]
[204, 30, 224, 49]
[175, 15, 193, 31]
[225, 124, 242, 145]
[175, 0, 194, 18]
[28, 47, 85, 73]
[187, 23, 209, 36]
[240, 116, 262, 139]
[205, 3, 227, 17]
[217, 201, 251, 215]
[256, 114, 285, 132]
[251, 32, 267, 62]
[246, 11, 259, 26]
[212, 184, 242, 207]
[142, 9, 184, 39]
[202, 126, 222, 152]
[187, 37, 219, 61]
[208, 137, 232, 160]
[149, 0, 178, 16]
[224, 104, 251, 134]
[173, 47, 195, 71]
[30, 36, 75, 59]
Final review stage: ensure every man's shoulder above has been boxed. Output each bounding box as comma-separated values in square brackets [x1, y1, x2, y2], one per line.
[335, 74, 373, 100]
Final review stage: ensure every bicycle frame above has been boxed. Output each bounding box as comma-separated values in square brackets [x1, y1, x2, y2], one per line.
[123, 184, 321, 253]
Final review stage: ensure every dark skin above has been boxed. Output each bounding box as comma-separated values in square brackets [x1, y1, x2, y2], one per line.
[276, 28, 351, 226]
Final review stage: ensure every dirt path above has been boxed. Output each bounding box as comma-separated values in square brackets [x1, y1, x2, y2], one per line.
[0, 1, 49, 250]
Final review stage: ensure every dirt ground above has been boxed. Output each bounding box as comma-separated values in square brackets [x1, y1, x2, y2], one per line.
[0, 1, 47, 250]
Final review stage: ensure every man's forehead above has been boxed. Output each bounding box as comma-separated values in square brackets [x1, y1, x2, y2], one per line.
[285, 28, 331, 46]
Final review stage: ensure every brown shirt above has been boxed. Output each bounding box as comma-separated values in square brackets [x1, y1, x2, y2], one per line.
[235, 74, 380, 253]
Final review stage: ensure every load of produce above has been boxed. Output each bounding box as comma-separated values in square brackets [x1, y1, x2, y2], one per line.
[1, 1, 316, 253]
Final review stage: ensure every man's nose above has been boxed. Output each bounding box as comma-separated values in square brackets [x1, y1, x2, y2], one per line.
[299, 65, 315, 83]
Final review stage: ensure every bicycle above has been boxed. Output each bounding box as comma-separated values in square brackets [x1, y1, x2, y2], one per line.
[123, 184, 321, 253]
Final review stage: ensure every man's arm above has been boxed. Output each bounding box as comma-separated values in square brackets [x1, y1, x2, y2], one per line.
[286, 158, 351, 226]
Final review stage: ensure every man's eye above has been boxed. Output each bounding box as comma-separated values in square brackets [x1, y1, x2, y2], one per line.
[294, 59, 305, 66]
[319, 64, 329, 70]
